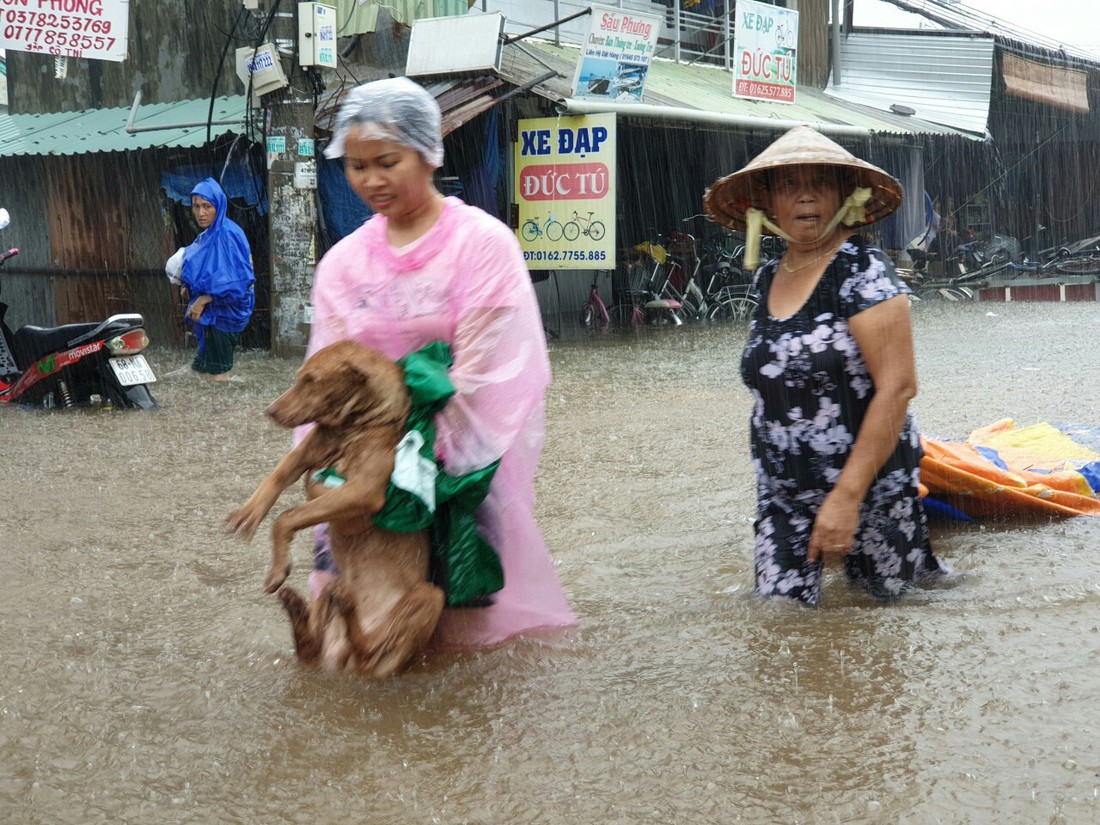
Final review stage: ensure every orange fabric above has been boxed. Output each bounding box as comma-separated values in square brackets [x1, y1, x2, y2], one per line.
[920, 437, 1100, 518]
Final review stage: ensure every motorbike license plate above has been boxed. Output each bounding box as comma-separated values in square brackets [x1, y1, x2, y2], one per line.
[108, 355, 157, 386]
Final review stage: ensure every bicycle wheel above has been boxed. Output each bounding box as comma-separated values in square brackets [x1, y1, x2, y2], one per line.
[936, 286, 972, 302]
[708, 295, 758, 321]
[521, 222, 539, 243]
[589, 221, 606, 241]
[581, 300, 608, 329]
[546, 221, 564, 242]
[609, 303, 639, 327]
[1055, 256, 1100, 276]
[538, 270, 561, 340]
[563, 222, 580, 242]
[679, 293, 703, 321]
[580, 303, 595, 328]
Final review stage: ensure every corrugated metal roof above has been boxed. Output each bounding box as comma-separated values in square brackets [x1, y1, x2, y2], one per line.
[428, 75, 507, 135]
[0, 96, 253, 157]
[518, 40, 972, 138]
[825, 31, 995, 135]
[314, 75, 508, 138]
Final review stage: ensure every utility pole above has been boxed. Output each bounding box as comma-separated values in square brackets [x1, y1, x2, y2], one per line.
[263, 0, 319, 355]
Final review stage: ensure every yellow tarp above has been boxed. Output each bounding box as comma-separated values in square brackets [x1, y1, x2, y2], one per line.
[920, 419, 1100, 518]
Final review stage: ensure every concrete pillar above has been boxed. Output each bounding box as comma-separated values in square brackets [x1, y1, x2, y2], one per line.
[266, 96, 317, 355]
[265, 3, 317, 356]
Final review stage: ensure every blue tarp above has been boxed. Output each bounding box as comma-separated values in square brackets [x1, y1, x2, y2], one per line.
[318, 151, 373, 241]
[162, 161, 267, 215]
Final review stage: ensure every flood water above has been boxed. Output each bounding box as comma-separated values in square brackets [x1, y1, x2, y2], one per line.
[2, 300, 1099, 823]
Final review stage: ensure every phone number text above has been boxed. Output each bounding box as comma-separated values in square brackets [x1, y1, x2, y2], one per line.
[3, 25, 115, 51]
[523, 250, 607, 262]
[3, 11, 113, 33]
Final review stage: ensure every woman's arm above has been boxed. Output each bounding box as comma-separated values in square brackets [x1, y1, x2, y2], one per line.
[808, 294, 918, 562]
[187, 293, 213, 322]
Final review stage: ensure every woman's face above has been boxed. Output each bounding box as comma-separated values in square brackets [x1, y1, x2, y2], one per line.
[191, 196, 216, 230]
[766, 165, 845, 245]
[343, 131, 435, 218]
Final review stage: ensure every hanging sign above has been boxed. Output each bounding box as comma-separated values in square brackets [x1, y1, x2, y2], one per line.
[733, 0, 798, 104]
[571, 4, 661, 104]
[0, 0, 131, 62]
[514, 114, 616, 271]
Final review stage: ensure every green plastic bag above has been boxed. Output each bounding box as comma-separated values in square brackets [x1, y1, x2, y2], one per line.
[372, 341, 504, 606]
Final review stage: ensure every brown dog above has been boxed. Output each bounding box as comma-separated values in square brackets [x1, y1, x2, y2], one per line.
[226, 340, 444, 678]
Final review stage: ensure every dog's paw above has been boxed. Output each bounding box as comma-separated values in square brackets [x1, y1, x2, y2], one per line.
[264, 563, 291, 594]
[225, 507, 261, 541]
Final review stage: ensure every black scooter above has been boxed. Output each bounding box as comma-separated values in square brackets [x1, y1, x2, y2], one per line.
[0, 210, 158, 410]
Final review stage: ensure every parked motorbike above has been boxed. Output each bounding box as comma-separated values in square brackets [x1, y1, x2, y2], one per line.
[0, 209, 158, 410]
[948, 230, 1021, 281]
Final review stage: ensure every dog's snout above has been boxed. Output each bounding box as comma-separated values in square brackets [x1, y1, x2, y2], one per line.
[265, 390, 295, 425]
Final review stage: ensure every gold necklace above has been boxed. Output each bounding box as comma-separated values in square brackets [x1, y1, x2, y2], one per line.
[780, 255, 822, 274]
[780, 238, 844, 274]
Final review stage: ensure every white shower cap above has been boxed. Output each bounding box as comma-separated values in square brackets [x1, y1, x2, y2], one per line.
[323, 77, 444, 167]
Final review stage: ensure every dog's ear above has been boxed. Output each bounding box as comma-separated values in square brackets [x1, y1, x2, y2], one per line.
[348, 353, 410, 420]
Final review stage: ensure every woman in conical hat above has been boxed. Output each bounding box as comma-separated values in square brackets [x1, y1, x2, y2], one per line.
[704, 125, 951, 605]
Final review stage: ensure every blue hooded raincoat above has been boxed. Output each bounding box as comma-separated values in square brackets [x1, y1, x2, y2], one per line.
[182, 178, 255, 345]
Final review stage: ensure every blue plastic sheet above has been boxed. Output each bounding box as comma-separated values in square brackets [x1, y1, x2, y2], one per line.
[162, 161, 267, 215]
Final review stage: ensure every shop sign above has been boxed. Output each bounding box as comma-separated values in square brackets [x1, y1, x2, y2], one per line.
[0, 0, 130, 62]
[571, 4, 661, 104]
[514, 114, 616, 271]
[733, 0, 798, 104]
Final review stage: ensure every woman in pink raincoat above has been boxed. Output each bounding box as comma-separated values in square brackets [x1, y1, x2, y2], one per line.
[304, 77, 577, 650]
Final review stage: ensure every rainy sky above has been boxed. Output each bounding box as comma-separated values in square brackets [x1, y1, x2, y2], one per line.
[856, 0, 1100, 56]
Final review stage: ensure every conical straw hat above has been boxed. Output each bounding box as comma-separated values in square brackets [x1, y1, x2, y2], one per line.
[703, 125, 903, 233]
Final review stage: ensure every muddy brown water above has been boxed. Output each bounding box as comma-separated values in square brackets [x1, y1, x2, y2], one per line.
[2, 300, 1099, 823]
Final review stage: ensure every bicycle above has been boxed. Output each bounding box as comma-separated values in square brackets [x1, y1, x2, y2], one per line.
[563, 211, 606, 242]
[896, 267, 975, 302]
[521, 214, 565, 243]
[654, 228, 708, 320]
[579, 271, 611, 330]
[608, 258, 652, 328]
[707, 284, 759, 320]
[1001, 231, 1100, 279]
[677, 214, 777, 316]
[619, 236, 684, 326]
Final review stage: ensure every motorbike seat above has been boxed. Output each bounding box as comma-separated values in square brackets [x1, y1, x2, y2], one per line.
[13, 323, 104, 362]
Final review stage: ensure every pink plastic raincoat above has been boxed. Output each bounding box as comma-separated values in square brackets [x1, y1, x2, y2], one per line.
[304, 197, 577, 649]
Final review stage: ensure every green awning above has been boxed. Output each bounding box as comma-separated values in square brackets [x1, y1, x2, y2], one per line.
[0, 95, 254, 157]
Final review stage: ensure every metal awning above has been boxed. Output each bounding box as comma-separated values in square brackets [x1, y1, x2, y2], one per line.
[314, 74, 508, 139]
[0, 96, 253, 157]
[825, 31, 995, 136]
[507, 39, 979, 139]
[315, 31, 981, 147]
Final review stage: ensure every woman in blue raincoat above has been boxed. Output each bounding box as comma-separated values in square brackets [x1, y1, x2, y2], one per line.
[181, 178, 255, 380]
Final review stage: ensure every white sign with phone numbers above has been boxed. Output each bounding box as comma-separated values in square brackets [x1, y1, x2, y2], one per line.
[0, 0, 131, 63]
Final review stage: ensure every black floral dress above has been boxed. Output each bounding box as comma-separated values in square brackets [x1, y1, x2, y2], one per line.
[740, 235, 948, 604]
